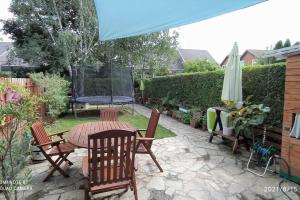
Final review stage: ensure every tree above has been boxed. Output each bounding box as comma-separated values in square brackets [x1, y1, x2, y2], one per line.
[283, 39, 291, 48]
[183, 59, 220, 73]
[2, 0, 178, 75]
[2, 0, 98, 72]
[96, 30, 178, 77]
[274, 40, 283, 50]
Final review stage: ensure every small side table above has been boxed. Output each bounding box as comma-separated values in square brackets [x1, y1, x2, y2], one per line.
[208, 107, 249, 153]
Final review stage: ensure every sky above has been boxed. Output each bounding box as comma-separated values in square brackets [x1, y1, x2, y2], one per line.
[0, 0, 300, 63]
[174, 0, 300, 63]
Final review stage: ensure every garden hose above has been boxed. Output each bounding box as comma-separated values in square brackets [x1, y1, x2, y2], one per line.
[274, 155, 293, 200]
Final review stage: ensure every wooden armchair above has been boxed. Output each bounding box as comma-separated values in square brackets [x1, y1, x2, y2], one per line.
[136, 109, 163, 172]
[100, 109, 119, 121]
[81, 129, 137, 200]
[31, 121, 75, 182]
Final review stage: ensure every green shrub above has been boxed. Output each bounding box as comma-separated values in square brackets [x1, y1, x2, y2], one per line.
[0, 81, 40, 199]
[183, 59, 220, 73]
[155, 66, 170, 76]
[30, 73, 70, 120]
[145, 64, 285, 127]
[0, 71, 15, 78]
[182, 112, 192, 124]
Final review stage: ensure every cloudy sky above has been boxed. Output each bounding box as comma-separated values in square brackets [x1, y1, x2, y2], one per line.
[1, 0, 300, 63]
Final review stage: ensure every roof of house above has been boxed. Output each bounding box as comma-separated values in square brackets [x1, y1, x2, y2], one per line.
[241, 49, 266, 59]
[264, 44, 300, 59]
[178, 48, 216, 63]
[0, 42, 34, 68]
[170, 48, 216, 72]
[0, 42, 13, 55]
[221, 49, 267, 66]
[220, 55, 229, 66]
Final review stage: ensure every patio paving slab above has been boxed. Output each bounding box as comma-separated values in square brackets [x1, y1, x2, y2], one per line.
[3, 104, 300, 200]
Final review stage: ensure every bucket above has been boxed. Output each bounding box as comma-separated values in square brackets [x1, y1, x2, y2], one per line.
[223, 127, 234, 136]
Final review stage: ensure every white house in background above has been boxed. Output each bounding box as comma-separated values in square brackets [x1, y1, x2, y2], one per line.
[170, 48, 217, 73]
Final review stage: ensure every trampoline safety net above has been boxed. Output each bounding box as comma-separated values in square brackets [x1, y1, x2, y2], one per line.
[72, 65, 134, 105]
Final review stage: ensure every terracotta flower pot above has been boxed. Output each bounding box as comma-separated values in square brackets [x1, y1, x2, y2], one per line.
[190, 118, 199, 128]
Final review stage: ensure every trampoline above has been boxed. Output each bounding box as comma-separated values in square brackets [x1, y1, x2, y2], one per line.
[75, 96, 133, 105]
[71, 65, 135, 115]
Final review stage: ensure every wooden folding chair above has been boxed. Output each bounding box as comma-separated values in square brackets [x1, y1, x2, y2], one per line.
[100, 109, 119, 121]
[136, 109, 163, 172]
[31, 121, 75, 182]
[81, 129, 138, 200]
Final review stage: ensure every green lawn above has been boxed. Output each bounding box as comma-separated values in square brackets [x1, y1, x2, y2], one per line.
[47, 112, 175, 139]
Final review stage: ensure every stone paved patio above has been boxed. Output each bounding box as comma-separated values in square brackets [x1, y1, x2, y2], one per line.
[6, 105, 300, 200]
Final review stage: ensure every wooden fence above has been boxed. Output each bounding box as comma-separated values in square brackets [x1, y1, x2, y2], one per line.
[3, 78, 44, 95]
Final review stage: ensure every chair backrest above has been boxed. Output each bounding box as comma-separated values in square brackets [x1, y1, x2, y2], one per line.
[145, 109, 160, 148]
[31, 121, 51, 150]
[87, 129, 136, 187]
[100, 109, 119, 121]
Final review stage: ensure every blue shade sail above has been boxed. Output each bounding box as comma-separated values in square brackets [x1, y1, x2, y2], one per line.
[94, 0, 266, 41]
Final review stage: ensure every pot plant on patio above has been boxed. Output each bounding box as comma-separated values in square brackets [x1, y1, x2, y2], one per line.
[190, 109, 202, 128]
[160, 94, 178, 116]
[201, 113, 208, 131]
[228, 96, 270, 141]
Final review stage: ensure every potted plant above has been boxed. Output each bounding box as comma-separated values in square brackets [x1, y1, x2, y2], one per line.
[190, 109, 202, 128]
[182, 112, 192, 124]
[228, 96, 270, 140]
[201, 113, 208, 131]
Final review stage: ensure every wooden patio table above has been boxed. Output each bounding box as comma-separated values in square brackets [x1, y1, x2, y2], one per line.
[68, 121, 136, 148]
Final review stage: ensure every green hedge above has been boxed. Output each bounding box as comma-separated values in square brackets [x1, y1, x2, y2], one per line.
[145, 63, 286, 127]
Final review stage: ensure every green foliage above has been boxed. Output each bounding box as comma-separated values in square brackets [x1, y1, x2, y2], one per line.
[3, 0, 98, 71]
[228, 96, 270, 138]
[183, 59, 220, 73]
[160, 92, 178, 111]
[283, 39, 291, 48]
[0, 71, 14, 78]
[182, 112, 192, 124]
[274, 39, 291, 50]
[244, 62, 286, 68]
[155, 66, 170, 76]
[102, 30, 178, 78]
[0, 81, 40, 200]
[30, 73, 70, 119]
[145, 64, 285, 127]
[0, 81, 40, 124]
[3, 0, 179, 75]
[274, 40, 283, 50]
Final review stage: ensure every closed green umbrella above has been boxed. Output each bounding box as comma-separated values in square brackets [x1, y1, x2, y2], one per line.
[221, 42, 243, 104]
